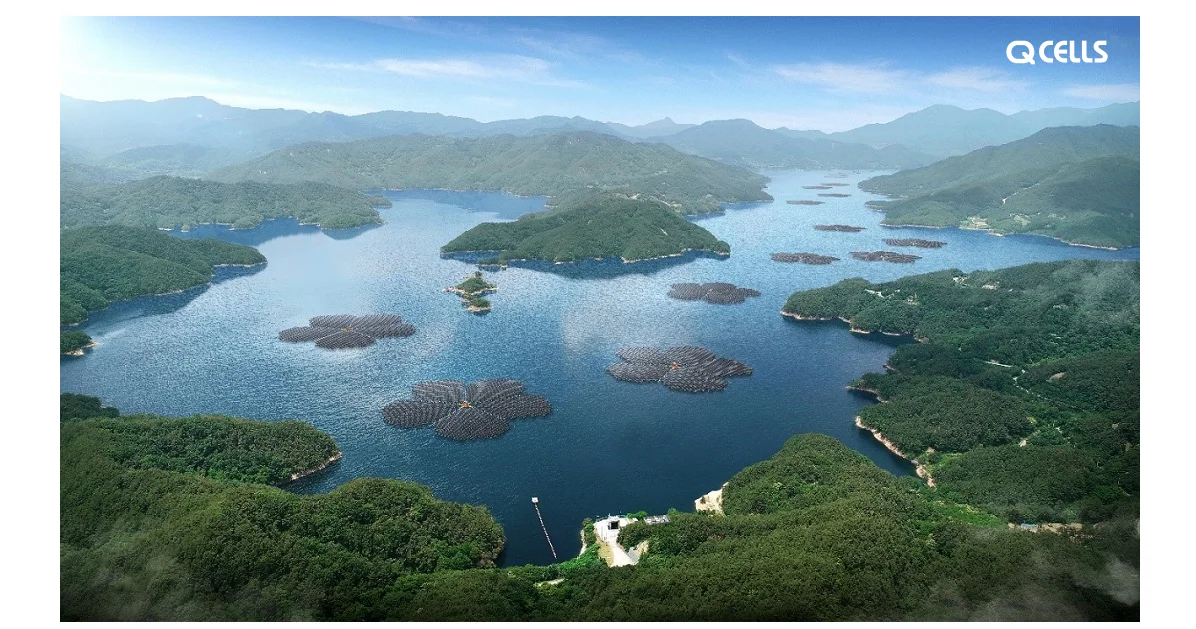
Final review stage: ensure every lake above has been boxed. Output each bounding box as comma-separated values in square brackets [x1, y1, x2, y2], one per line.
[60, 170, 1138, 566]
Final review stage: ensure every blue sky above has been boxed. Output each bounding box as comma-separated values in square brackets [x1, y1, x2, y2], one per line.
[60, 16, 1140, 131]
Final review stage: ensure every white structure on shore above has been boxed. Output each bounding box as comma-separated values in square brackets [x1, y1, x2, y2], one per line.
[592, 514, 670, 567]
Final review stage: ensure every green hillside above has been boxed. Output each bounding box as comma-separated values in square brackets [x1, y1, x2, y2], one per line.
[60, 393, 1138, 620]
[210, 131, 772, 214]
[61, 176, 391, 231]
[60, 225, 265, 325]
[782, 260, 1139, 523]
[61, 398, 505, 621]
[440, 195, 731, 263]
[860, 126, 1139, 247]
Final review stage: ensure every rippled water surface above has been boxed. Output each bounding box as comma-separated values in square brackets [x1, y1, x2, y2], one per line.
[61, 171, 1138, 565]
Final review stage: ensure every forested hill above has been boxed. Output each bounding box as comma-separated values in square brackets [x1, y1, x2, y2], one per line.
[61, 176, 392, 231]
[209, 131, 773, 214]
[441, 195, 731, 263]
[61, 397, 506, 620]
[859, 125, 1140, 248]
[782, 260, 1139, 528]
[61, 225, 265, 325]
[60, 393, 1138, 620]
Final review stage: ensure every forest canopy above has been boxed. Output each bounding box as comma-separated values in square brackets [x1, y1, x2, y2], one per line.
[60, 225, 265, 324]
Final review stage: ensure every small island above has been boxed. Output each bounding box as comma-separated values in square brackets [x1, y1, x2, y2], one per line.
[786, 200, 825, 206]
[865, 200, 890, 210]
[802, 185, 833, 190]
[814, 224, 866, 232]
[441, 195, 731, 266]
[820, 182, 851, 187]
[771, 252, 840, 264]
[851, 251, 921, 263]
[817, 193, 851, 198]
[883, 238, 946, 248]
[446, 271, 497, 313]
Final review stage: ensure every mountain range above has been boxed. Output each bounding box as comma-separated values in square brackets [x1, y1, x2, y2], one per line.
[61, 95, 1140, 177]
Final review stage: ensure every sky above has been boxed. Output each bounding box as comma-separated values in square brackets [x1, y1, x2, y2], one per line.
[60, 16, 1140, 132]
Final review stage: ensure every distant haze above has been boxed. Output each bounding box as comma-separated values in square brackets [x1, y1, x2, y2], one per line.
[61, 16, 1139, 131]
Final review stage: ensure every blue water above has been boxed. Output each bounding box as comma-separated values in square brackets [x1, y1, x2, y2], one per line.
[61, 170, 1138, 566]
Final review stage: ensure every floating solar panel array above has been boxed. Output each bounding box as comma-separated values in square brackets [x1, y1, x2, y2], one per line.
[382, 378, 552, 441]
[607, 346, 752, 393]
[814, 224, 866, 232]
[279, 314, 416, 349]
[667, 282, 761, 304]
[772, 252, 840, 264]
[883, 238, 947, 248]
[851, 251, 921, 263]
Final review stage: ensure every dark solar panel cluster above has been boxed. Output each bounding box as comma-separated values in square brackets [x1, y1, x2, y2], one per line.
[771, 252, 840, 264]
[883, 238, 947, 248]
[382, 378, 552, 440]
[668, 282, 761, 304]
[851, 251, 921, 263]
[279, 314, 416, 349]
[607, 346, 752, 393]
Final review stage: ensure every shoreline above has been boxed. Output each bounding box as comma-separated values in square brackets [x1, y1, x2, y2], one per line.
[781, 311, 912, 338]
[878, 220, 1125, 251]
[443, 248, 729, 266]
[63, 340, 99, 357]
[286, 452, 343, 483]
[854, 416, 934, 486]
[694, 483, 728, 515]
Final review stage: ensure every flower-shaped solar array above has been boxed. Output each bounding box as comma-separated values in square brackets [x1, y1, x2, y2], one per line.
[279, 314, 415, 349]
[607, 346, 752, 393]
[668, 282, 761, 304]
[382, 378, 552, 440]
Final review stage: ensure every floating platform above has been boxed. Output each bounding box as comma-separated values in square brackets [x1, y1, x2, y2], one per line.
[786, 200, 825, 206]
[771, 252, 840, 264]
[667, 282, 761, 304]
[883, 238, 946, 248]
[607, 346, 752, 393]
[814, 225, 865, 232]
[851, 251, 921, 263]
[817, 193, 851, 198]
[279, 314, 416, 349]
[382, 378, 552, 441]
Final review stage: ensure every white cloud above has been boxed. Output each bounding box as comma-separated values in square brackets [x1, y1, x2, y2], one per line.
[308, 54, 592, 89]
[771, 62, 909, 93]
[771, 62, 1031, 99]
[925, 67, 1027, 93]
[1063, 83, 1140, 101]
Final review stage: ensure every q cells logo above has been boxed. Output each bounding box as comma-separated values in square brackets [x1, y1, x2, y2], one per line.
[1007, 40, 1108, 64]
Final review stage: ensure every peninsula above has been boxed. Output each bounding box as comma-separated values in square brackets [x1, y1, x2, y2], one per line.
[780, 260, 1139, 531]
[60, 225, 266, 329]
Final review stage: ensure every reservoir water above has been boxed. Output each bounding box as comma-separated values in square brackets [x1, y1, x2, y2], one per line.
[60, 170, 1138, 566]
